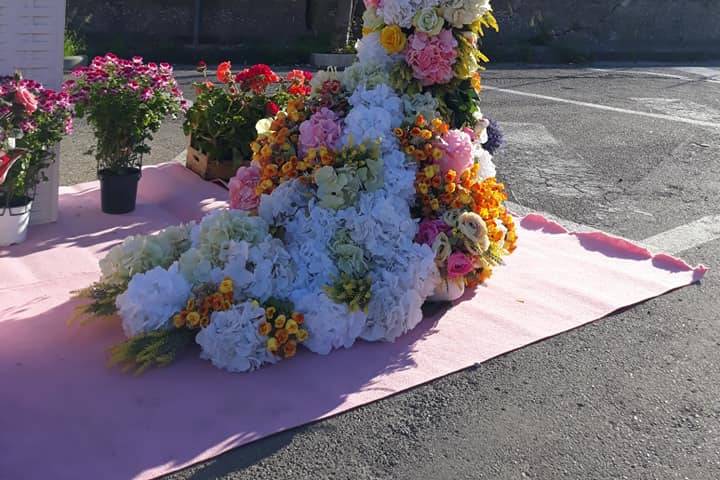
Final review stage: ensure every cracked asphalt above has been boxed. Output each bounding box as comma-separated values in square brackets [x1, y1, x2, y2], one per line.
[60, 63, 720, 480]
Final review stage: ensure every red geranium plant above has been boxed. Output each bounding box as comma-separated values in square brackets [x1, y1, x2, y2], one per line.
[183, 61, 313, 165]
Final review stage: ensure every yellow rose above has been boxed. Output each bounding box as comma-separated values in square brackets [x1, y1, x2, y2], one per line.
[379, 25, 407, 55]
[186, 311, 201, 328]
[267, 337, 279, 352]
[286, 319, 299, 335]
[297, 329, 309, 342]
[274, 314, 287, 329]
[219, 279, 233, 294]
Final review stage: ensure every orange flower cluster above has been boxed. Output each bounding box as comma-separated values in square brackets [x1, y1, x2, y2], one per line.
[257, 305, 309, 359]
[399, 115, 518, 280]
[251, 98, 337, 196]
[173, 278, 235, 329]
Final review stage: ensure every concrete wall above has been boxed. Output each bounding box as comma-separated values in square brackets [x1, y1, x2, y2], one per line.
[483, 0, 720, 60]
[67, 0, 720, 61]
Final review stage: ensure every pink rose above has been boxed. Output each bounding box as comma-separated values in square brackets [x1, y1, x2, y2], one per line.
[447, 252, 474, 279]
[405, 29, 458, 86]
[15, 86, 38, 114]
[228, 165, 261, 211]
[298, 108, 343, 156]
[416, 219, 451, 246]
[436, 129, 473, 174]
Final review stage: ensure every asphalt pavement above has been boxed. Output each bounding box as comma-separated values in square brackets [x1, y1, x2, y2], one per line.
[61, 63, 720, 480]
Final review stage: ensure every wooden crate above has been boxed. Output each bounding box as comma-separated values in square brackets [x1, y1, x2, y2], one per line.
[185, 142, 239, 182]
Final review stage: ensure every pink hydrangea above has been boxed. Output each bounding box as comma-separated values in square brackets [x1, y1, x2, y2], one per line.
[416, 219, 451, 246]
[298, 108, 343, 156]
[436, 129, 473, 174]
[404, 29, 458, 86]
[447, 252, 474, 279]
[228, 165, 261, 211]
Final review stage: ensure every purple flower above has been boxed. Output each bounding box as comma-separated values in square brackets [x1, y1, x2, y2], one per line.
[483, 117, 505, 155]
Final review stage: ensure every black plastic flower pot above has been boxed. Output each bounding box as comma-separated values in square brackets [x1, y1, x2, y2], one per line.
[98, 168, 141, 214]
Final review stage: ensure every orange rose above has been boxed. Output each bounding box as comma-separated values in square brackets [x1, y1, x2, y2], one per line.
[275, 328, 289, 345]
[283, 341, 297, 358]
[216, 61, 232, 83]
[258, 322, 272, 336]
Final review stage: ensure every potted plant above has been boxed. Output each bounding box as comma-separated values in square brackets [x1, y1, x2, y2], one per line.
[64, 54, 187, 214]
[183, 61, 312, 181]
[0, 72, 74, 246]
[63, 29, 88, 71]
[310, 0, 361, 68]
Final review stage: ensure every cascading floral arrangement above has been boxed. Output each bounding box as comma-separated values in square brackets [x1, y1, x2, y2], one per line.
[76, 0, 515, 374]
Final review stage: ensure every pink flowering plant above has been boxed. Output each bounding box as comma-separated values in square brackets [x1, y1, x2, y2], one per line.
[63, 54, 186, 174]
[0, 71, 73, 208]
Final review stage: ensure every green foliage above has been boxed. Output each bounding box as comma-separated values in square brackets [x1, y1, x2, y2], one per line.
[109, 328, 196, 375]
[73, 281, 127, 320]
[434, 79, 482, 129]
[183, 85, 273, 163]
[324, 272, 373, 313]
[64, 30, 86, 57]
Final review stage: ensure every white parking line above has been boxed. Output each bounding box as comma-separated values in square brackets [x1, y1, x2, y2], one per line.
[589, 67, 720, 84]
[483, 86, 720, 129]
[508, 201, 719, 254]
[641, 215, 720, 255]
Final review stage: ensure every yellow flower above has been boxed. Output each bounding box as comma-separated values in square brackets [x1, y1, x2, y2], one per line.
[297, 329, 309, 342]
[424, 165, 436, 179]
[219, 278, 233, 294]
[417, 182, 429, 194]
[430, 198, 440, 211]
[186, 311, 201, 328]
[173, 314, 185, 328]
[431, 148, 443, 160]
[286, 319, 299, 335]
[274, 314, 287, 329]
[265, 306, 276, 319]
[267, 337, 279, 352]
[379, 25, 407, 54]
[445, 182, 456, 193]
[258, 322, 272, 336]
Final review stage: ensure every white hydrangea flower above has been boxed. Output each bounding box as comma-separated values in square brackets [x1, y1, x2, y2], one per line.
[341, 62, 392, 93]
[291, 289, 366, 355]
[473, 142, 496, 179]
[381, 148, 417, 203]
[362, 243, 439, 342]
[116, 265, 191, 337]
[349, 84, 403, 124]
[401, 92, 440, 125]
[246, 238, 296, 301]
[196, 302, 277, 373]
[356, 32, 397, 67]
[338, 189, 418, 260]
[342, 105, 398, 152]
[99, 223, 193, 285]
[258, 179, 310, 228]
[378, 0, 427, 28]
[440, 0, 492, 29]
[177, 247, 216, 285]
[192, 209, 269, 265]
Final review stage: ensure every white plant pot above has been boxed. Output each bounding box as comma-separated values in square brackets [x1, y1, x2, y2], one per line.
[427, 277, 466, 302]
[0, 202, 32, 247]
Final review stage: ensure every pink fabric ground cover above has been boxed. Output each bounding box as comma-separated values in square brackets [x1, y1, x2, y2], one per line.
[0, 163, 707, 480]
